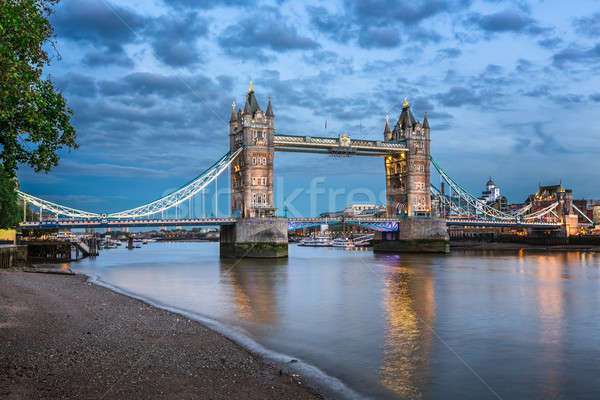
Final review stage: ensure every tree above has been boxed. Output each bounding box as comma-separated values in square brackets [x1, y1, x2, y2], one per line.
[1, 0, 78, 175]
[0, 166, 20, 228]
[0, 0, 77, 228]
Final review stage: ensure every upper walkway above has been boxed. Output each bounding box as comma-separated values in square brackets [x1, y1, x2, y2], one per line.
[274, 134, 408, 156]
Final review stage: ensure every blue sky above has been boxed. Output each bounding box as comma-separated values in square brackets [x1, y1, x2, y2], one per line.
[18, 0, 600, 217]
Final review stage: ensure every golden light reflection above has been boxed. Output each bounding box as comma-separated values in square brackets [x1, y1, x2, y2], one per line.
[529, 253, 567, 397]
[379, 265, 435, 398]
[221, 261, 282, 325]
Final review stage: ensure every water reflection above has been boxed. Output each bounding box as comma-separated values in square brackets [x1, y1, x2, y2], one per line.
[219, 258, 288, 326]
[378, 256, 435, 399]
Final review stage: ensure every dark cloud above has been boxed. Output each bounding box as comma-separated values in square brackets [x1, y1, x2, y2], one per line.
[515, 58, 534, 74]
[523, 85, 550, 97]
[348, 0, 473, 26]
[553, 43, 600, 68]
[99, 72, 222, 100]
[591, 93, 600, 103]
[550, 94, 583, 106]
[164, 0, 256, 10]
[218, 7, 319, 61]
[538, 37, 562, 49]
[306, 6, 353, 42]
[54, 1, 210, 68]
[53, 73, 98, 97]
[467, 9, 548, 35]
[436, 47, 462, 60]
[513, 123, 567, 154]
[307, 2, 447, 48]
[484, 64, 503, 75]
[573, 12, 600, 38]
[357, 27, 401, 48]
[303, 51, 354, 74]
[148, 12, 209, 67]
[82, 48, 134, 68]
[53, 0, 145, 49]
[362, 57, 414, 74]
[437, 86, 484, 107]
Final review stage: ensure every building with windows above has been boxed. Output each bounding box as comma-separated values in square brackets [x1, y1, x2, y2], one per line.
[343, 203, 378, 217]
[480, 178, 500, 203]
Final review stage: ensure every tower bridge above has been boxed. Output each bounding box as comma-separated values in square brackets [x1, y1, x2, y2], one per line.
[18, 84, 577, 257]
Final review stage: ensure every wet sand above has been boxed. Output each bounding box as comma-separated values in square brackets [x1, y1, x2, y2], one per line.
[0, 270, 320, 399]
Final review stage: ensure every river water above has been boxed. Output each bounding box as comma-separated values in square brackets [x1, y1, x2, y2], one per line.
[71, 242, 600, 399]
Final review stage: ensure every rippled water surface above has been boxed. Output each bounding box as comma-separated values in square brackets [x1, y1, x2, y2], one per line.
[72, 242, 600, 399]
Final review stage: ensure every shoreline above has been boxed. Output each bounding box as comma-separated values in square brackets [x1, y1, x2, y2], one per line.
[0, 270, 323, 399]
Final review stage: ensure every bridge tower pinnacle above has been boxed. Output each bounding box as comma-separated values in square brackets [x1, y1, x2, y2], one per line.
[229, 85, 276, 218]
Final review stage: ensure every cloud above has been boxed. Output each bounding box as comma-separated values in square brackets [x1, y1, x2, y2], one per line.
[148, 12, 209, 67]
[52, 73, 98, 97]
[467, 9, 548, 36]
[218, 7, 319, 61]
[436, 47, 462, 60]
[53, 0, 145, 50]
[306, 6, 354, 42]
[164, 0, 257, 10]
[512, 122, 567, 154]
[437, 86, 484, 107]
[349, 0, 473, 26]
[553, 43, 600, 68]
[82, 47, 134, 68]
[538, 37, 562, 49]
[357, 26, 401, 48]
[55, 160, 170, 178]
[307, 2, 448, 48]
[550, 94, 583, 106]
[591, 93, 600, 103]
[573, 12, 600, 38]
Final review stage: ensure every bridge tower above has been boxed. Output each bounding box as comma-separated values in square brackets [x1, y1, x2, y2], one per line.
[376, 98, 449, 253]
[385, 99, 431, 217]
[229, 83, 276, 218]
[221, 83, 288, 258]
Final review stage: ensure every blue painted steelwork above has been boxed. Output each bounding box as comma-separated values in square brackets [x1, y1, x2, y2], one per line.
[21, 218, 236, 230]
[287, 218, 398, 232]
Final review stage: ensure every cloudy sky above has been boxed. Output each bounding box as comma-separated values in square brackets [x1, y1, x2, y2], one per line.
[19, 0, 600, 217]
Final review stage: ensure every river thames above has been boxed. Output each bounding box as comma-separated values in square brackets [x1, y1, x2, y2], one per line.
[72, 242, 600, 399]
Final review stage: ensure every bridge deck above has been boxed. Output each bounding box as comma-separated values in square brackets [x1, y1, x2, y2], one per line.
[21, 218, 237, 230]
[20, 217, 562, 230]
[274, 134, 408, 156]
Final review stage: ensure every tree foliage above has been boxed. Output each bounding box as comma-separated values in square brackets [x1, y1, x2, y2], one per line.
[0, 0, 78, 177]
[0, 165, 20, 228]
[0, 0, 77, 228]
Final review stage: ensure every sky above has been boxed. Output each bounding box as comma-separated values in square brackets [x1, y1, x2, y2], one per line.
[18, 0, 600, 217]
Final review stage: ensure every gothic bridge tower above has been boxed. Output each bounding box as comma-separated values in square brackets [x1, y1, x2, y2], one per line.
[229, 83, 276, 218]
[384, 99, 431, 217]
[376, 98, 448, 253]
[221, 83, 287, 258]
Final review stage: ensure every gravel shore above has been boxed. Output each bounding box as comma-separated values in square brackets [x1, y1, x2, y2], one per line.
[0, 270, 320, 399]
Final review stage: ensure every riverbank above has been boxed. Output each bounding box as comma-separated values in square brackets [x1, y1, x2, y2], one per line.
[0, 270, 320, 399]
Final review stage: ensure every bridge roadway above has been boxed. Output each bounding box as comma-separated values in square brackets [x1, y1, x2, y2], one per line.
[21, 217, 562, 231]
